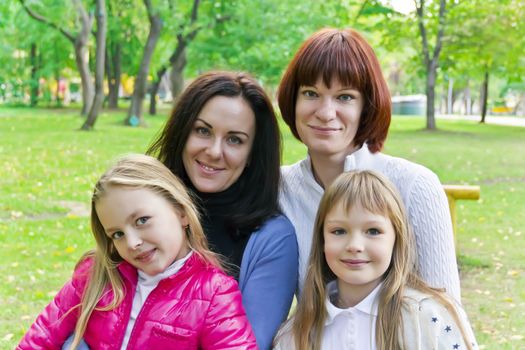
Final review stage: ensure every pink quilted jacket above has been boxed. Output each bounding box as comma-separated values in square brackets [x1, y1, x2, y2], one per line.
[18, 253, 257, 349]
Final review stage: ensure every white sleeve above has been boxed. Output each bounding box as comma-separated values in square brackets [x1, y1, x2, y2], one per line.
[416, 297, 478, 350]
[407, 172, 461, 302]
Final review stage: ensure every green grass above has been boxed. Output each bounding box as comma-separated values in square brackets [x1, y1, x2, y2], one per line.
[1, 107, 524, 348]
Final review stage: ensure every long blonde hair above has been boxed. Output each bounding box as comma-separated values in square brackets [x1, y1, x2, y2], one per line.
[69, 154, 221, 349]
[285, 170, 472, 350]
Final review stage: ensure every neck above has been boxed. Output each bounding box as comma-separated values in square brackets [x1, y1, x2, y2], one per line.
[336, 278, 380, 308]
[309, 149, 354, 189]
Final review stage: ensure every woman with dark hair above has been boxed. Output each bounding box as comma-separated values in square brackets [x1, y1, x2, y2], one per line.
[148, 71, 298, 350]
[277, 28, 460, 302]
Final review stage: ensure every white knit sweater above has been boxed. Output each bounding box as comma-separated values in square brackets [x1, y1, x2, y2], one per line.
[279, 145, 461, 302]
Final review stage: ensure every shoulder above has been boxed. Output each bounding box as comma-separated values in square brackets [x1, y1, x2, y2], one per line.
[249, 215, 297, 251]
[375, 152, 444, 205]
[187, 254, 240, 297]
[257, 214, 296, 237]
[401, 288, 477, 348]
[281, 158, 309, 185]
[378, 152, 440, 184]
[71, 256, 95, 290]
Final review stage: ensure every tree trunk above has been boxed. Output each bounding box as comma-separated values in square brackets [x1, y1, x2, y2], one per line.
[447, 78, 453, 114]
[149, 66, 167, 115]
[125, 0, 162, 126]
[30, 43, 39, 107]
[169, 47, 187, 99]
[76, 40, 94, 116]
[19, 0, 94, 115]
[426, 62, 437, 129]
[106, 42, 121, 109]
[416, 0, 446, 130]
[480, 71, 489, 124]
[81, 0, 106, 130]
[464, 81, 471, 115]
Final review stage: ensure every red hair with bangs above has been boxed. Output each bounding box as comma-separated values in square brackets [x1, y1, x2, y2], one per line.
[277, 28, 391, 153]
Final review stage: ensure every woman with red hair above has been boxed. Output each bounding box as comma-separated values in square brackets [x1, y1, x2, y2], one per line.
[277, 28, 460, 302]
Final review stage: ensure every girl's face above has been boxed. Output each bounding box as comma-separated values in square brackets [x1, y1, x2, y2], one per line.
[96, 186, 190, 276]
[323, 200, 395, 305]
[295, 78, 363, 160]
[182, 96, 256, 193]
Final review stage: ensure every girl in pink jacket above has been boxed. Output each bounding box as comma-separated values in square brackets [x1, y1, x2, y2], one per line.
[18, 154, 257, 350]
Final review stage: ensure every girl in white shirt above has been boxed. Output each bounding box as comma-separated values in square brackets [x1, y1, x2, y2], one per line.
[274, 170, 477, 350]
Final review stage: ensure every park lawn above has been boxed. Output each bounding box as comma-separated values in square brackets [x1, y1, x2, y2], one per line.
[1, 107, 524, 349]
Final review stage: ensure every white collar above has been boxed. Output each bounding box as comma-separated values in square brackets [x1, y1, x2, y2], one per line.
[343, 143, 375, 171]
[324, 280, 381, 326]
[302, 143, 374, 181]
[137, 251, 193, 286]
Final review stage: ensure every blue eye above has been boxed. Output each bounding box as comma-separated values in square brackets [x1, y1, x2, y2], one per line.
[227, 136, 243, 145]
[136, 217, 150, 225]
[302, 90, 318, 98]
[195, 127, 210, 136]
[331, 228, 346, 236]
[366, 228, 381, 236]
[338, 94, 354, 102]
[112, 231, 124, 240]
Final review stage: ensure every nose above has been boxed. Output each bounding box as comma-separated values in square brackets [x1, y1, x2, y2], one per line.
[344, 233, 364, 253]
[315, 98, 336, 122]
[126, 231, 143, 250]
[205, 138, 222, 159]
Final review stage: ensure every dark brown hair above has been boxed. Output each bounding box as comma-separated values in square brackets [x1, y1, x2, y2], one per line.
[147, 71, 282, 232]
[277, 28, 391, 153]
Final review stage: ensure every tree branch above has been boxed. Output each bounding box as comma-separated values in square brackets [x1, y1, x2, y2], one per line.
[353, 0, 370, 25]
[415, 0, 430, 68]
[18, 0, 75, 42]
[432, 0, 447, 63]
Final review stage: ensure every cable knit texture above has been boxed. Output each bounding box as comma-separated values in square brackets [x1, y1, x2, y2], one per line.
[279, 145, 461, 302]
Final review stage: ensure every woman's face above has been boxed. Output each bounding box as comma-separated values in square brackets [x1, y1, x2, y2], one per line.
[182, 95, 256, 193]
[295, 78, 363, 159]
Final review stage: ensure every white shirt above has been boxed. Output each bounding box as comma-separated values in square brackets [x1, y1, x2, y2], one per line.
[273, 284, 478, 350]
[279, 145, 461, 302]
[322, 281, 380, 350]
[120, 251, 193, 349]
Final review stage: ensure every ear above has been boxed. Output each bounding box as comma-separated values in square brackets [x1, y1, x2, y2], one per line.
[178, 209, 189, 227]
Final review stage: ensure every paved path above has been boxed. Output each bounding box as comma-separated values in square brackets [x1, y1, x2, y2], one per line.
[437, 114, 525, 128]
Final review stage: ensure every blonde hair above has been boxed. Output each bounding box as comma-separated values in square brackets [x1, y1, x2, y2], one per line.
[283, 170, 472, 350]
[69, 154, 221, 349]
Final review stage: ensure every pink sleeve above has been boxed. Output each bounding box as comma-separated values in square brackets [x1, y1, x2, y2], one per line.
[200, 274, 258, 350]
[17, 259, 92, 349]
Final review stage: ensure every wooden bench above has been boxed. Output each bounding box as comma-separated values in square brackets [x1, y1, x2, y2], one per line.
[443, 185, 481, 247]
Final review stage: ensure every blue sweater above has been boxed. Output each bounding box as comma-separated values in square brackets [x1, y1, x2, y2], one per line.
[239, 214, 298, 350]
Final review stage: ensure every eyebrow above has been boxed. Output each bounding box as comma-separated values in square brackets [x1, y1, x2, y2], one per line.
[195, 118, 250, 138]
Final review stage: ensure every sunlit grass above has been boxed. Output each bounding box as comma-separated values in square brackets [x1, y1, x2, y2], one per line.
[1, 107, 524, 348]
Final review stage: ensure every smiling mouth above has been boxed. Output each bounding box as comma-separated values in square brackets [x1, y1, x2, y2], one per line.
[135, 249, 156, 262]
[309, 125, 342, 132]
[341, 259, 369, 267]
[196, 160, 224, 172]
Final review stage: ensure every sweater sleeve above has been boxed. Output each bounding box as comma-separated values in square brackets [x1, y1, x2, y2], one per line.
[240, 217, 299, 350]
[200, 274, 258, 350]
[17, 259, 92, 349]
[407, 296, 478, 349]
[406, 171, 461, 302]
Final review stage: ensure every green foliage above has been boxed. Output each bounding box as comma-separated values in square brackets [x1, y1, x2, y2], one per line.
[187, 0, 374, 85]
[1, 107, 524, 348]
